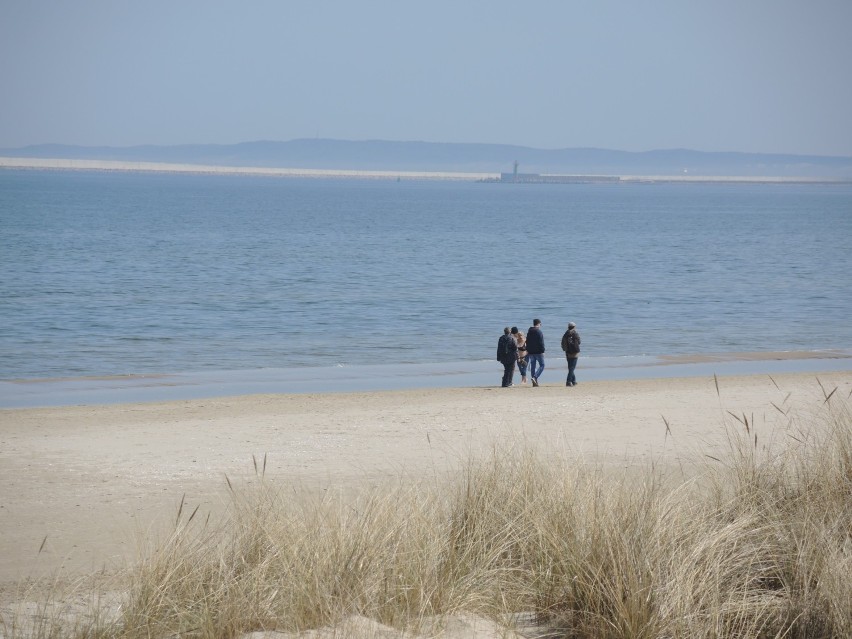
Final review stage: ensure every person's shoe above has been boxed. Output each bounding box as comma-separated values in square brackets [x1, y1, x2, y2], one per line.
[532, 378, 539, 387]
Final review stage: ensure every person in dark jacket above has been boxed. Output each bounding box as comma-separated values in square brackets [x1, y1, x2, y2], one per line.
[525, 319, 545, 386]
[560, 321, 581, 386]
[496, 326, 519, 387]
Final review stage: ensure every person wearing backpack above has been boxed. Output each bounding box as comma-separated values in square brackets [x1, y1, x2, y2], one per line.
[560, 321, 581, 386]
[496, 326, 519, 387]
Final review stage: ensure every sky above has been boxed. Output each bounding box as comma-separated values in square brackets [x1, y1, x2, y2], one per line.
[1, 0, 851, 156]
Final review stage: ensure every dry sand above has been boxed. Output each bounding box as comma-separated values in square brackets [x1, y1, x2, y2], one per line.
[1, 370, 850, 598]
[2, 370, 850, 637]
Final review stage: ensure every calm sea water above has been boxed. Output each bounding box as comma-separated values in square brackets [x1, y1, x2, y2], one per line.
[1, 169, 851, 382]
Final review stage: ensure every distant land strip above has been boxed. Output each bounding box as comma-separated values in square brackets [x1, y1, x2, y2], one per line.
[0, 157, 494, 181]
[1, 156, 850, 184]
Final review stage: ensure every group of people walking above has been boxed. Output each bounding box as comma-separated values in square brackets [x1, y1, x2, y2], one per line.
[497, 319, 581, 388]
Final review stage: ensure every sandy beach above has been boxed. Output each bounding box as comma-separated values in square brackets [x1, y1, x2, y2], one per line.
[2, 369, 850, 596]
[0, 157, 497, 181]
[4, 157, 847, 183]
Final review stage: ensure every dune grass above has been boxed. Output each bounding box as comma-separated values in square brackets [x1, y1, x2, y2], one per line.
[2, 382, 851, 638]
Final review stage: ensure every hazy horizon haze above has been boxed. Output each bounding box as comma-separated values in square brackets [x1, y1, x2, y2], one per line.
[2, 1, 851, 156]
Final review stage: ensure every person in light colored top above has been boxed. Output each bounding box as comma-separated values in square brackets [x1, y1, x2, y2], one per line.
[512, 326, 528, 384]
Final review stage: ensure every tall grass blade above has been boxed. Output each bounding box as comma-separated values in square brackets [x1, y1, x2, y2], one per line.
[662, 415, 672, 440]
[175, 493, 185, 527]
[823, 387, 837, 404]
[771, 402, 788, 416]
[816, 376, 828, 400]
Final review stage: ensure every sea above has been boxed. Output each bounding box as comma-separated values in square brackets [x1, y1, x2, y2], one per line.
[1, 169, 851, 407]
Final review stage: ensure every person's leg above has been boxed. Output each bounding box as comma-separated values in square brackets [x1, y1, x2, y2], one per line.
[567, 357, 578, 385]
[502, 360, 515, 387]
[518, 357, 528, 383]
[531, 354, 545, 381]
[529, 354, 541, 381]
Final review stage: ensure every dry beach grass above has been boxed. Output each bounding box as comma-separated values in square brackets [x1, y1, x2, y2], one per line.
[1, 372, 851, 638]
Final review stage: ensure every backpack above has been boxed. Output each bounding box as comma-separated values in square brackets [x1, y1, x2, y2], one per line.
[499, 334, 514, 360]
[562, 329, 580, 353]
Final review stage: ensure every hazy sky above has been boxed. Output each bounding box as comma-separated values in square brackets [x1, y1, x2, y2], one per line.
[2, 0, 851, 155]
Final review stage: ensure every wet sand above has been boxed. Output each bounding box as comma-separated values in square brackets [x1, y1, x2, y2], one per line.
[3, 350, 850, 409]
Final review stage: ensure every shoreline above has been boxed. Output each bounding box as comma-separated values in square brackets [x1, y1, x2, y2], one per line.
[1, 370, 850, 588]
[0, 157, 495, 181]
[2, 349, 851, 409]
[3, 156, 851, 184]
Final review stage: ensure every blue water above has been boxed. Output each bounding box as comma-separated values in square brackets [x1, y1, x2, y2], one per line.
[1, 169, 851, 387]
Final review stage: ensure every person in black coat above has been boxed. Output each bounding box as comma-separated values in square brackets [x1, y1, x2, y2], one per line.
[525, 319, 545, 386]
[560, 322, 581, 386]
[496, 326, 519, 387]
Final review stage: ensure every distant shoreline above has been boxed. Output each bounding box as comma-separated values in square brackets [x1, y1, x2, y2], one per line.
[0, 156, 495, 181]
[2, 156, 851, 184]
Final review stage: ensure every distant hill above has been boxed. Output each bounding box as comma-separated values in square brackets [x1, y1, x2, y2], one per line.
[2, 139, 852, 178]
